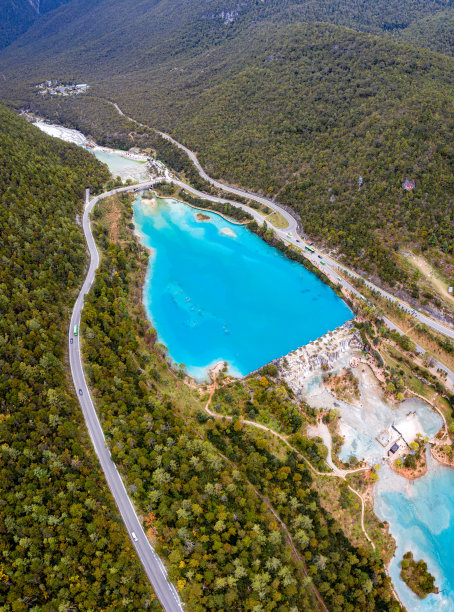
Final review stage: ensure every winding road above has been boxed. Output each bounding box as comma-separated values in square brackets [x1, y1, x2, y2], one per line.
[165, 132, 454, 339]
[69, 184, 183, 612]
[110, 100, 454, 340]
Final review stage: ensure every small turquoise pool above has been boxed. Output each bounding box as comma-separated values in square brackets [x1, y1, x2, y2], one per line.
[134, 196, 352, 380]
[375, 457, 454, 611]
[93, 150, 148, 181]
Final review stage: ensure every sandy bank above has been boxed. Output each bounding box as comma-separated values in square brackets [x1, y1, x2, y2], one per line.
[220, 227, 237, 238]
[142, 197, 157, 209]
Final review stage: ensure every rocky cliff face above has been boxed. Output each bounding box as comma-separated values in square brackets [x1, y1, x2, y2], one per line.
[275, 322, 363, 396]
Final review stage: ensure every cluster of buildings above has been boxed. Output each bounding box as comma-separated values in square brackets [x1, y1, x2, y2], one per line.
[37, 81, 89, 96]
[275, 322, 363, 396]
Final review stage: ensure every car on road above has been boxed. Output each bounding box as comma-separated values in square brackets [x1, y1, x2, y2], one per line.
[79, 388, 83, 395]
[131, 532, 138, 542]
[318, 255, 322, 259]
[70, 338, 73, 344]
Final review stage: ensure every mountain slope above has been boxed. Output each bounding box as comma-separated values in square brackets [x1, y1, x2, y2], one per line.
[130, 23, 452, 287]
[0, 0, 71, 49]
[0, 0, 453, 66]
[398, 7, 454, 55]
[0, 105, 157, 609]
[0, 0, 452, 290]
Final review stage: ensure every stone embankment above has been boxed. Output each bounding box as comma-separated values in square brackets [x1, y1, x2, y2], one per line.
[276, 322, 363, 396]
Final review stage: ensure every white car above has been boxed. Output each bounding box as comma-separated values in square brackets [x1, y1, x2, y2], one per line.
[131, 532, 138, 542]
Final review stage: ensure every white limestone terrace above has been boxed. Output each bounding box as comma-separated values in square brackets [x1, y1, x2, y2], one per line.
[277, 321, 363, 396]
[33, 120, 88, 145]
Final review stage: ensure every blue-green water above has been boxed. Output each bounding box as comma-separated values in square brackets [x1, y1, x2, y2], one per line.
[93, 150, 148, 181]
[375, 458, 454, 611]
[330, 364, 453, 610]
[133, 196, 454, 608]
[133, 196, 351, 380]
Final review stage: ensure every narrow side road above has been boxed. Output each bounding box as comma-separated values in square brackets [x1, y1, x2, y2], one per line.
[69, 184, 183, 612]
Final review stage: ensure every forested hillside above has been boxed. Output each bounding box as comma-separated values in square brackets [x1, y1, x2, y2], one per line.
[3, 12, 452, 288]
[0, 0, 71, 50]
[0, 106, 157, 610]
[145, 23, 452, 287]
[0, 1, 452, 285]
[135, 23, 453, 283]
[0, 0, 453, 66]
[398, 8, 454, 55]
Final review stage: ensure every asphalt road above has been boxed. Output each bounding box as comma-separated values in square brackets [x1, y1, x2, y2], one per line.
[155, 129, 454, 340]
[111, 99, 454, 339]
[69, 184, 183, 612]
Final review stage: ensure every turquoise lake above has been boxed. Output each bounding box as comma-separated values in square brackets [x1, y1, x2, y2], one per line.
[375, 458, 454, 611]
[133, 196, 352, 380]
[325, 362, 454, 611]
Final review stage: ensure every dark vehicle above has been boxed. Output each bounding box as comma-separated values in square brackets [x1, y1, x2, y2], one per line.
[318, 255, 322, 259]
[70, 338, 73, 344]
[79, 388, 83, 395]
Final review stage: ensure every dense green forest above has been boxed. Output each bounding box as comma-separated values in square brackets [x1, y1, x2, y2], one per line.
[81, 191, 400, 611]
[0, 106, 158, 610]
[0, 1, 452, 608]
[0, 0, 452, 290]
[0, 0, 453, 62]
[128, 23, 453, 287]
[398, 8, 454, 54]
[0, 1, 453, 290]
[6, 16, 452, 289]
[0, 0, 71, 50]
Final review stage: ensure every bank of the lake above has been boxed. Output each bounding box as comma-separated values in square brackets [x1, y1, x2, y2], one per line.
[92, 149, 149, 182]
[133, 196, 352, 381]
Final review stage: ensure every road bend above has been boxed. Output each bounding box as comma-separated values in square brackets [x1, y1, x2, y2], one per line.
[158, 130, 454, 340]
[69, 183, 183, 612]
[110, 99, 454, 340]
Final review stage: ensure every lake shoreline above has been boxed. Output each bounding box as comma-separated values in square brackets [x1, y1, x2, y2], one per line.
[174, 195, 249, 226]
[133, 195, 351, 383]
[311, 359, 453, 610]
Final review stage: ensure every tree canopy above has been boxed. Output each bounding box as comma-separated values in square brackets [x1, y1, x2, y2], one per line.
[0, 106, 157, 610]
